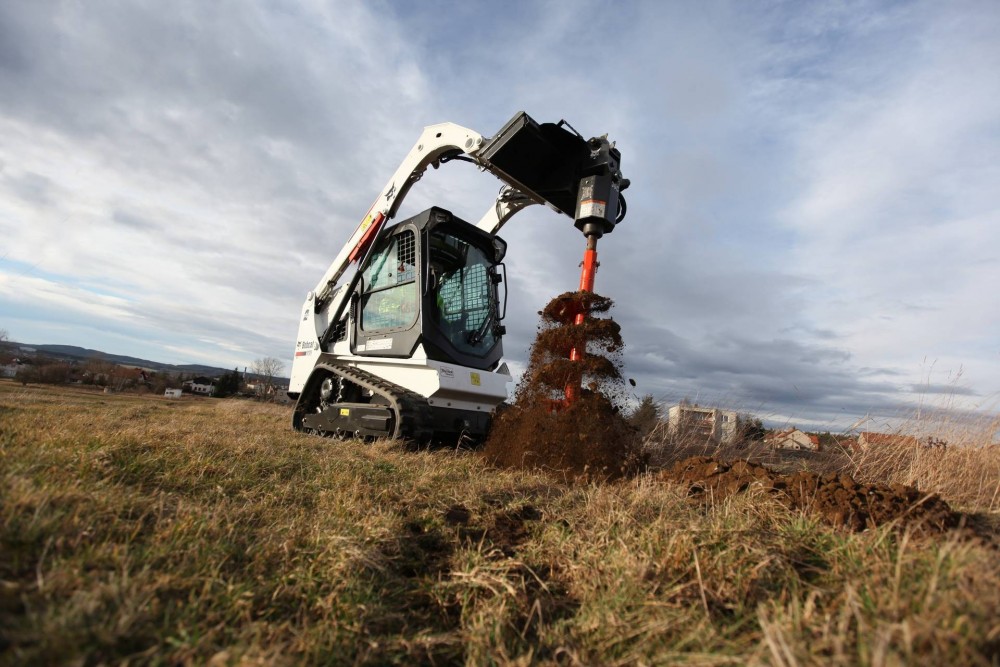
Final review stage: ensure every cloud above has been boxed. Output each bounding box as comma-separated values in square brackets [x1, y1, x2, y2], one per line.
[6, 171, 56, 206]
[0, 1, 997, 431]
[765, 3, 1000, 404]
[910, 384, 979, 397]
[111, 209, 160, 232]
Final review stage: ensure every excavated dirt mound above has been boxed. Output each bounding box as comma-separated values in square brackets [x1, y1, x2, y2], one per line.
[483, 292, 643, 480]
[484, 390, 641, 480]
[480, 292, 965, 534]
[659, 456, 962, 533]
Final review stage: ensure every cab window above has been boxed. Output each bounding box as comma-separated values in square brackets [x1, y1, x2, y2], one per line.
[430, 231, 496, 354]
[361, 231, 417, 331]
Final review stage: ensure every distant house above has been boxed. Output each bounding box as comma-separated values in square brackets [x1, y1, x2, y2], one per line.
[666, 403, 740, 444]
[837, 435, 860, 453]
[1, 358, 29, 379]
[766, 428, 820, 451]
[856, 432, 922, 450]
[83, 365, 149, 390]
[183, 377, 216, 396]
[245, 375, 291, 403]
[164, 388, 183, 399]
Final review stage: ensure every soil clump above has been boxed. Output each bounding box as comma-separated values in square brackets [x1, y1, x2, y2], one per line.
[659, 456, 962, 533]
[483, 291, 643, 480]
[480, 294, 970, 536]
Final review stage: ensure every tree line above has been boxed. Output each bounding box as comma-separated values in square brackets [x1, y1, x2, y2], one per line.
[2, 343, 286, 402]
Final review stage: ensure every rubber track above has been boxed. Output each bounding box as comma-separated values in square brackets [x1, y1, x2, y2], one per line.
[314, 363, 434, 441]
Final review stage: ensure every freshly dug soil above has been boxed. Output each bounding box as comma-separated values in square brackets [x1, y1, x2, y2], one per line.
[659, 456, 962, 533]
[483, 291, 643, 480]
[484, 390, 641, 480]
[481, 292, 964, 535]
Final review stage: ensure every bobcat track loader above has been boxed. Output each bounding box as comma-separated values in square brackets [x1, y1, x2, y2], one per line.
[288, 111, 628, 441]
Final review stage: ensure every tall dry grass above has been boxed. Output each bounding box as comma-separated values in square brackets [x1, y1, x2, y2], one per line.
[640, 419, 852, 477]
[2, 382, 999, 665]
[850, 408, 1000, 513]
[638, 395, 1000, 514]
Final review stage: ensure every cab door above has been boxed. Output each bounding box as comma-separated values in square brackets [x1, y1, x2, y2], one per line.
[352, 227, 423, 357]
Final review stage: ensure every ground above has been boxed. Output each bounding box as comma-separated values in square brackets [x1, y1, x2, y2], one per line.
[1, 381, 999, 665]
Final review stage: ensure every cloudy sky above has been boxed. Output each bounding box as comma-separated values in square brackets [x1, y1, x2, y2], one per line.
[1, 0, 997, 431]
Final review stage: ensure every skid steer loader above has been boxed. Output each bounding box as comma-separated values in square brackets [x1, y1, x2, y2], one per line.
[288, 111, 629, 441]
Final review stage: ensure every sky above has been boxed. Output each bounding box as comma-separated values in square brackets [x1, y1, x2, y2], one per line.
[1, 0, 998, 432]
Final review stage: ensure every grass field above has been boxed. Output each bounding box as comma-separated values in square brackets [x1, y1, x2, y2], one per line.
[2, 381, 999, 665]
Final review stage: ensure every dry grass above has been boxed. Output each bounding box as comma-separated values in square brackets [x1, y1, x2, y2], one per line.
[641, 403, 1000, 514]
[849, 409, 1000, 513]
[640, 424, 853, 478]
[2, 381, 999, 665]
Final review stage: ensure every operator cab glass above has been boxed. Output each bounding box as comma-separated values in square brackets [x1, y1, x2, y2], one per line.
[429, 229, 498, 355]
[360, 230, 418, 331]
[349, 208, 505, 370]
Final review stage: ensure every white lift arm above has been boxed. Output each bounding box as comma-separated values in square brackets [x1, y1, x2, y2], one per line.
[309, 123, 548, 337]
[312, 122, 492, 305]
[308, 112, 627, 341]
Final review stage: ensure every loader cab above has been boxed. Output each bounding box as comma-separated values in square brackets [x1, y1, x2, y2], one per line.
[351, 207, 506, 370]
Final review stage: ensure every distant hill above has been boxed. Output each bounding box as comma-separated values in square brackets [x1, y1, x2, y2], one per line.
[7, 342, 248, 379]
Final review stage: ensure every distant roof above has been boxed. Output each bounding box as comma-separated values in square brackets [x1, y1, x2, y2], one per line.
[765, 427, 801, 439]
[860, 432, 920, 447]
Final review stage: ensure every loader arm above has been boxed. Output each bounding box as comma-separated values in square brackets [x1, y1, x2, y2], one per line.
[308, 123, 536, 342]
[312, 122, 487, 310]
[310, 111, 628, 327]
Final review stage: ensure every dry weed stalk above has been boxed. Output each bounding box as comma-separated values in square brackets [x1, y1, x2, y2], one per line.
[851, 408, 1000, 512]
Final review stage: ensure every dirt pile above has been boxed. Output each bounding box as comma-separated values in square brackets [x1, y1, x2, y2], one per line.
[480, 292, 960, 532]
[483, 291, 643, 480]
[659, 456, 962, 533]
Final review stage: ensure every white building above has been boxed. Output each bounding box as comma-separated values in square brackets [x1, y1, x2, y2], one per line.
[1, 359, 28, 379]
[164, 388, 183, 399]
[183, 377, 216, 396]
[666, 403, 740, 444]
[765, 428, 819, 451]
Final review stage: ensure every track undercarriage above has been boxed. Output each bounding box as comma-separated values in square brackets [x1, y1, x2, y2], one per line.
[293, 364, 435, 441]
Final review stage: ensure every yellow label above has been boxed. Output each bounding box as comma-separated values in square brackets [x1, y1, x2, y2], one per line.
[470, 372, 481, 386]
[339, 408, 350, 416]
